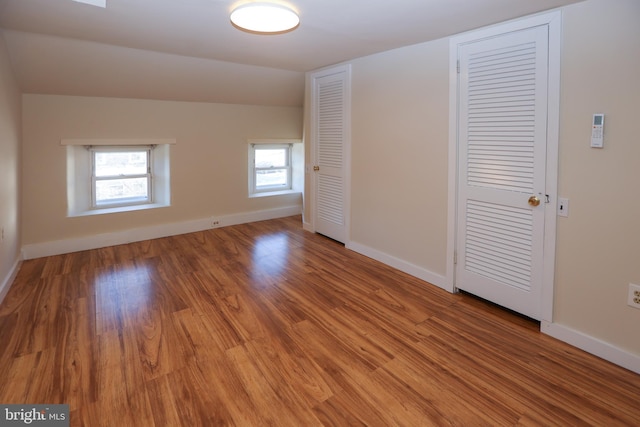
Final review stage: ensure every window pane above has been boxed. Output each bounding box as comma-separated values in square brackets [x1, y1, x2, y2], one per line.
[255, 148, 287, 168]
[95, 151, 148, 177]
[256, 169, 288, 188]
[95, 178, 148, 204]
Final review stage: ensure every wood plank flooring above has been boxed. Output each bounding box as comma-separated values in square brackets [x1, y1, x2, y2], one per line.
[0, 215, 639, 426]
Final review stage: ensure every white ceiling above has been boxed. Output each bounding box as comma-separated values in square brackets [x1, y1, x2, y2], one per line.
[0, 0, 583, 106]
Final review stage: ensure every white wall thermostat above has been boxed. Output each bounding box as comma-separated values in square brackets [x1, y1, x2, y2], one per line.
[590, 113, 605, 148]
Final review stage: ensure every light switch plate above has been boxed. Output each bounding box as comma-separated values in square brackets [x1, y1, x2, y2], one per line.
[557, 198, 569, 217]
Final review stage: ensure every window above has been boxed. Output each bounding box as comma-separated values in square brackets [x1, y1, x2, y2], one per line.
[64, 139, 172, 217]
[91, 147, 152, 207]
[249, 144, 292, 195]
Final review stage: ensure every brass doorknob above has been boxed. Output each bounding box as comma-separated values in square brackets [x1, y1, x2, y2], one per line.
[528, 195, 541, 207]
[313, 166, 320, 171]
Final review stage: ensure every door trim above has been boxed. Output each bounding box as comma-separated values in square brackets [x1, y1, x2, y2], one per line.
[446, 11, 561, 322]
[308, 64, 352, 244]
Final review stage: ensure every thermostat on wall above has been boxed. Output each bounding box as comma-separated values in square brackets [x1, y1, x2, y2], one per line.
[591, 113, 604, 148]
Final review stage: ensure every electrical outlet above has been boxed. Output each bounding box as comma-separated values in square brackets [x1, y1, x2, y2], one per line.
[211, 218, 221, 228]
[557, 197, 569, 217]
[628, 284, 640, 310]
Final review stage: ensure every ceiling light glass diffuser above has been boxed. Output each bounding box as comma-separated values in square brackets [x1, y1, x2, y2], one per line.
[72, 0, 107, 7]
[230, 3, 299, 33]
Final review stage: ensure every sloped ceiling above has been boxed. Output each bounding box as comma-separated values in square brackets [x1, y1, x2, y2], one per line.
[0, 0, 583, 106]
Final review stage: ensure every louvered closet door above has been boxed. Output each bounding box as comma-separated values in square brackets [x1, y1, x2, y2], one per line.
[312, 67, 349, 243]
[456, 25, 548, 320]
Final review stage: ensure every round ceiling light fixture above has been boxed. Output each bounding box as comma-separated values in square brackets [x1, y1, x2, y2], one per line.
[230, 2, 300, 34]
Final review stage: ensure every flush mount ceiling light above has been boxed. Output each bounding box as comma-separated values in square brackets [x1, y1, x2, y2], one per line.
[72, 0, 106, 7]
[230, 3, 299, 34]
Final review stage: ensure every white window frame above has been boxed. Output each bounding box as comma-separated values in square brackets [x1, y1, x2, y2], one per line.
[249, 143, 293, 196]
[90, 145, 153, 208]
[64, 138, 173, 217]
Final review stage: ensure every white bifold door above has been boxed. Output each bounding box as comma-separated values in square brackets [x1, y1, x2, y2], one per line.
[455, 25, 551, 320]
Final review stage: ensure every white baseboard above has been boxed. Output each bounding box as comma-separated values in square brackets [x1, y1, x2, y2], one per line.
[0, 256, 22, 305]
[541, 321, 640, 375]
[21, 205, 302, 260]
[215, 205, 302, 228]
[346, 240, 448, 291]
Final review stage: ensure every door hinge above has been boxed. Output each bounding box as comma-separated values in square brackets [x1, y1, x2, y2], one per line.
[454, 251, 458, 265]
[456, 60, 460, 74]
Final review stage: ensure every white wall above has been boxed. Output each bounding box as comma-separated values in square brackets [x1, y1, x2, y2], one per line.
[22, 95, 303, 249]
[0, 31, 22, 303]
[350, 38, 450, 282]
[305, 0, 640, 366]
[551, 0, 640, 357]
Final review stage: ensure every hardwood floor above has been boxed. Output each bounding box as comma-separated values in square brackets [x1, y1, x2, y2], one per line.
[0, 215, 639, 426]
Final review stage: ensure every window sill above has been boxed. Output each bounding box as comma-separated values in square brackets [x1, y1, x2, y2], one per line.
[68, 202, 170, 217]
[249, 189, 300, 199]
